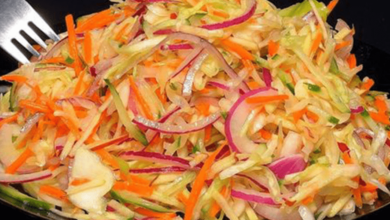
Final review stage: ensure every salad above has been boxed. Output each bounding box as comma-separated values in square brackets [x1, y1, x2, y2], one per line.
[0, 0, 389, 219]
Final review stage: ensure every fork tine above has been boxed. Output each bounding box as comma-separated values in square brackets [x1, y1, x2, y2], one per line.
[30, 13, 60, 42]
[0, 43, 30, 64]
[23, 25, 47, 49]
[14, 35, 40, 57]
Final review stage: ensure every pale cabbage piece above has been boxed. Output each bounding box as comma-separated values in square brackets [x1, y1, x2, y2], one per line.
[67, 148, 115, 214]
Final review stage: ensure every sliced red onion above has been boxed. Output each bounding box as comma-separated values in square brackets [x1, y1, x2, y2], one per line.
[153, 29, 175, 35]
[335, 19, 353, 59]
[44, 33, 85, 59]
[231, 189, 277, 205]
[120, 151, 190, 168]
[236, 174, 268, 191]
[225, 87, 277, 153]
[161, 43, 194, 50]
[129, 166, 187, 174]
[90, 66, 97, 77]
[200, 0, 257, 30]
[0, 170, 52, 184]
[86, 58, 115, 97]
[355, 127, 375, 138]
[350, 106, 364, 114]
[183, 52, 208, 97]
[56, 145, 64, 151]
[106, 205, 116, 212]
[133, 112, 220, 134]
[145, 106, 181, 141]
[207, 79, 231, 90]
[57, 96, 99, 109]
[133, 4, 147, 18]
[126, 17, 141, 45]
[267, 154, 307, 179]
[262, 68, 272, 88]
[215, 144, 230, 160]
[128, 88, 139, 115]
[254, 204, 301, 220]
[169, 47, 203, 79]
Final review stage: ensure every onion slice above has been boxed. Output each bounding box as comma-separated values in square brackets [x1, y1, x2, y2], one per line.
[120, 151, 190, 168]
[133, 112, 220, 135]
[129, 166, 187, 174]
[225, 87, 277, 153]
[0, 170, 52, 184]
[262, 68, 272, 87]
[350, 106, 364, 114]
[161, 44, 194, 50]
[231, 189, 277, 205]
[200, 0, 257, 30]
[183, 52, 208, 97]
[267, 154, 307, 179]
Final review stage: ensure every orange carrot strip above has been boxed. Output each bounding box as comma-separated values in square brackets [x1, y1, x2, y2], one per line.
[342, 151, 353, 164]
[221, 39, 254, 61]
[292, 108, 307, 122]
[74, 69, 86, 95]
[196, 103, 210, 116]
[96, 149, 120, 169]
[32, 119, 44, 142]
[361, 78, 374, 91]
[115, 23, 130, 42]
[0, 75, 28, 83]
[212, 10, 229, 19]
[360, 183, 378, 193]
[113, 181, 154, 197]
[259, 129, 272, 140]
[0, 113, 19, 129]
[184, 141, 226, 220]
[41, 57, 67, 65]
[84, 31, 93, 65]
[204, 124, 212, 143]
[247, 81, 260, 90]
[335, 40, 352, 51]
[327, 0, 339, 13]
[70, 178, 91, 186]
[76, 10, 121, 33]
[369, 112, 390, 125]
[39, 185, 68, 202]
[311, 31, 323, 54]
[5, 148, 34, 174]
[128, 174, 151, 186]
[209, 186, 228, 218]
[301, 196, 314, 205]
[135, 208, 176, 219]
[306, 110, 319, 123]
[353, 187, 362, 208]
[15, 127, 36, 150]
[347, 54, 357, 69]
[65, 14, 82, 76]
[129, 77, 154, 120]
[246, 95, 289, 104]
[379, 176, 387, 185]
[268, 40, 279, 57]
[177, 191, 189, 204]
[375, 96, 388, 114]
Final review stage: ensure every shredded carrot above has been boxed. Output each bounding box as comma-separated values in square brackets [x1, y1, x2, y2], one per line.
[209, 186, 228, 218]
[0, 113, 19, 129]
[70, 178, 91, 186]
[129, 77, 154, 120]
[16, 126, 37, 150]
[204, 124, 212, 143]
[327, 0, 339, 13]
[259, 129, 272, 140]
[378, 176, 387, 185]
[311, 31, 323, 54]
[301, 195, 314, 205]
[128, 174, 151, 186]
[76, 10, 121, 33]
[369, 112, 390, 125]
[375, 96, 388, 114]
[268, 40, 279, 57]
[113, 181, 154, 197]
[74, 69, 86, 95]
[347, 54, 357, 69]
[135, 208, 176, 219]
[335, 40, 352, 51]
[360, 182, 378, 193]
[306, 110, 319, 123]
[247, 81, 261, 90]
[96, 149, 120, 169]
[39, 185, 68, 202]
[177, 191, 189, 204]
[361, 78, 374, 91]
[115, 23, 130, 43]
[292, 108, 307, 122]
[196, 103, 210, 116]
[184, 141, 226, 220]
[342, 151, 353, 164]
[84, 31, 93, 65]
[32, 119, 44, 142]
[353, 187, 362, 208]
[246, 94, 289, 104]
[0, 75, 28, 83]
[41, 57, 67, 65]
[65, 14, 82, 76]
[243, 59, 255, 72]
[221, 39, 254, 61]
[212, 10, 229, 19]
[5, 148, 34, 174]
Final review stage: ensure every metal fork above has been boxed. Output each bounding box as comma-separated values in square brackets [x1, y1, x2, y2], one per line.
[0, 0, 60, 64]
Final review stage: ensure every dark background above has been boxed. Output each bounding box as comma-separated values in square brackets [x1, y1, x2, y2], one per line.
[1, 0, 390, 219]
